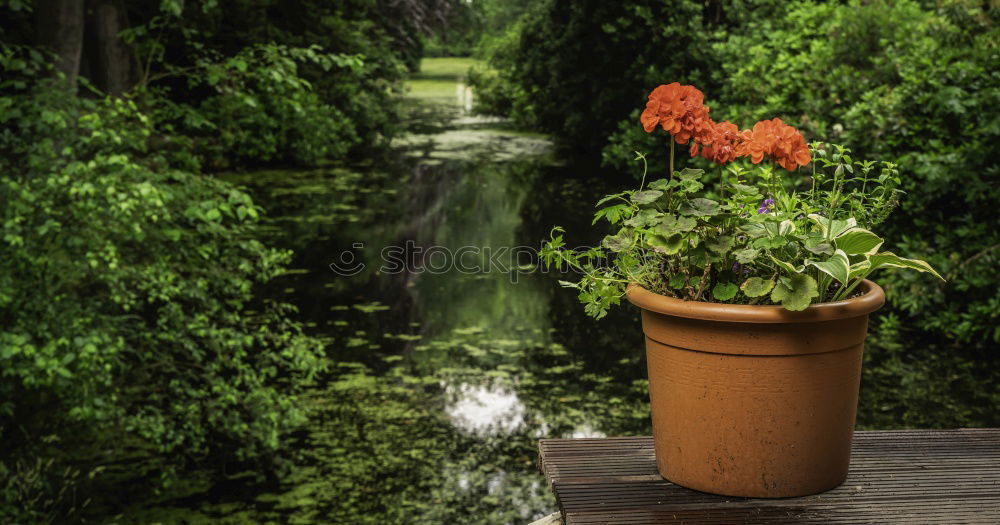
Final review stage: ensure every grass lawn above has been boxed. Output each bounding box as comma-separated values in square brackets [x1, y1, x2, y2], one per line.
[407, 57, 480, 100]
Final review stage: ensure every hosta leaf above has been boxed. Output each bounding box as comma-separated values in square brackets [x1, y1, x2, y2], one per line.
[655, 214, 697, 236]
[770, 273, 819, 311]
[763, 220, 796, 237]
[803, 233, 834, 255]
[808, 249, 851, 285]
[706, 235, 734, 254]
[770, 255, 804, 274]
[734, 248, 759, 264]
[834, 228, 884, 255]
[868, 252, 944, 280]
[677, 168, 704, 181]
[632, 190, 663, 204]
[712, 282, 739, 301]
[740, 277, 775, 297]
[849, 260, 871, 280]
[647, 233, 684, 255]
[680, 198, 720, 217]
[808, 214, 856, 238]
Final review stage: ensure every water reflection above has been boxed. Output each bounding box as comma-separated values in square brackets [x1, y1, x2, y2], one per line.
[445, 382, 526, 435]
[118, 58, 651, 524]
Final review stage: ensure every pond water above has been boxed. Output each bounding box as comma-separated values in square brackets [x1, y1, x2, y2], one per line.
[111, 58, 652, 524]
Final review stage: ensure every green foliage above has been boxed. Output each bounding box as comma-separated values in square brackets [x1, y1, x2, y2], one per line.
[147, 44, 363, 168]
[0, 46, 325, 521]
[470, 0, 723, 153]
[543, 144, 941, 315]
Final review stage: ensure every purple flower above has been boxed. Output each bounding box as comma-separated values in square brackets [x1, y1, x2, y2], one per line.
[757, 198, 775, 214]
[731, 261, 752, 276]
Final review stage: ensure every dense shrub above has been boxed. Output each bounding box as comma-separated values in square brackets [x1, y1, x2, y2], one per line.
[146, 44, 364, 168]
[0, 47, 325, 522]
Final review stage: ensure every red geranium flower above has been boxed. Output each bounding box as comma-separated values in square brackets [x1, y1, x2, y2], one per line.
[736, 118, 812, 171]
[640, 83, 712, 145]
[691, 120, 742, 165]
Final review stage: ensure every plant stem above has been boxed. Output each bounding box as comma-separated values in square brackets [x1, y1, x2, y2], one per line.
[693, 262, 711, 301]
[669, 141, 675, 177]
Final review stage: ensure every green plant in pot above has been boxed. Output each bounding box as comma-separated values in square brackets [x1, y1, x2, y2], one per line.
[541, 83, 943, 498]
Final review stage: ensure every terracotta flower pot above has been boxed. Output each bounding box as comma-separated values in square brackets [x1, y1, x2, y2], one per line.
[625, 280, 885, 498]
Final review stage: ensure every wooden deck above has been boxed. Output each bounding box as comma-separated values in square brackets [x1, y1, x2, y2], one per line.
[538, 429, 1000, 524]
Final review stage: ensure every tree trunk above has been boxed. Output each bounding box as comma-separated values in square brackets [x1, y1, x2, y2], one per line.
[87, 0, 133, 95]
[35, 0, 86, 90]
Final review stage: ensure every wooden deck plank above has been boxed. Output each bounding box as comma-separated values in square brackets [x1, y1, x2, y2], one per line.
[539, 429, 1000, 524]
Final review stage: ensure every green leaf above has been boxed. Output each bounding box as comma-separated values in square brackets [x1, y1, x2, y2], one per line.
[712, 282, 739, 301]
[679, 179, 703, 193]
[808, 214, 856, 238]
[808, 249, 850, 285]
[647, 233, 685, 255]
[741, 277, 775, 297]
[867, 252, 944, 280]
[655, 214, 697, 236]
[763, 220, 796, 237]
[705, 235, 734, 254]
[593, 204, 630, 225]
[731, 183, 760, 196]
[631, 190, 663, 204]
[602, 233, 633, 253]
[849, 260, 871, 280]
[734, 248, 759, 264]
[677, 168, 704, 181]
[679, 198, 720, 217]
[803, 233, 834, 255]
[834, 228, 884, 255]
[647, 178, 674, 191]
[770, 255, 804, 274]
[668, 274, 687, 289]
[595, 192, 627, 207]
[624, 209, 661, 228]
[753, 236, 787, 250]
[770, 273, 819, 311]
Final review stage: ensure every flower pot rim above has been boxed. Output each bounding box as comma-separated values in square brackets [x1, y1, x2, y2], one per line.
[626, 279, 885, 324]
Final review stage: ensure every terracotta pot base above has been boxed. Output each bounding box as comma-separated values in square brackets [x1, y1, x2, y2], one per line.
[627, 281, 885, 498]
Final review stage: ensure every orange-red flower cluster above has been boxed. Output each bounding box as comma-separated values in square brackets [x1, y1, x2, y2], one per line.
[736, 118, 812, 171]
[691, 120, 741, 165]
[640, 83, 712, 145]
[640, 84, 812, 170]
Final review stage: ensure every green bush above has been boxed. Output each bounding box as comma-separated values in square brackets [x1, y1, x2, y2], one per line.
[0, 47, 325, 521]
[147, 44, 363, 168]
